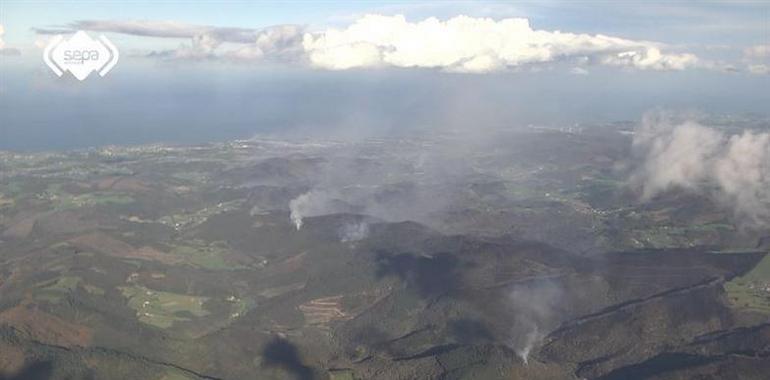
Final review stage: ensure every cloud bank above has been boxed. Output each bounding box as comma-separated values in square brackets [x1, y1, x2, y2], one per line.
[36, 20, 305, 62]
[302, 15, 698, 72]
[0, 24, 21, 56]
[36, 15, 703, 73]
[743, 44, 770, 75]
[744, 44, 770, 59]
[631, 112, 770, 228]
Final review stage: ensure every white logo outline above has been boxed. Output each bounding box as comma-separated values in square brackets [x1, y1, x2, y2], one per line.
[43, 31, 119, 80]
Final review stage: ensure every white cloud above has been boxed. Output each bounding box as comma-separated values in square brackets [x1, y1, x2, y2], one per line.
[742, 45, 770, 75]
[600, 46, 697, 71]
[37, 20, 306, 63]
[713, 131, 770, 226]
[302, 15, 700, 72]
[226, 25, 305, 62]
[744, 44, 770, 59]
[570, 67, 589, 75]
[632, 115, 723, 199]
[0, 24, 21, 56]
[36, 15, 705, 72]
[748, 64, 770, 75]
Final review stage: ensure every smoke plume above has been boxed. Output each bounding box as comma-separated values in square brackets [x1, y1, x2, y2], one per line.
[339, 221, 369, 243]
[631, 111, 770, 228]
[506, 281, 562, 365]
[289, 190, 335, 230]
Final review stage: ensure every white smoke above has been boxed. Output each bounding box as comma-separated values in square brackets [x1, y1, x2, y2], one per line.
[288, 190, 338, 230]
[506, 281, 562, 365]
[339, 221, 369, 243]
[514, 325, 541, 366]
[631, 112, 770, 228]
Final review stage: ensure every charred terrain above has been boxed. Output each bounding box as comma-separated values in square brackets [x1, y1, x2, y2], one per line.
[1, 123, 769, 380]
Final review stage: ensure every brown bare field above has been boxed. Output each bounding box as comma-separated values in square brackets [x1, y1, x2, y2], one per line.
[0, 342, 25, 376]
[95, 177, 152, 192]
[299, 295, 350, 328]
[69, 232, 181, 265]
[1, 213, 38, 239]
[35, 211, 100, 235]
[0, 302, 93, 347]
[273, 251, 307, 274]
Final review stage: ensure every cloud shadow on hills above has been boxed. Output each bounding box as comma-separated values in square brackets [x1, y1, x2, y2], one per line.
[374, 251, 465, 298]
[262, 337, 315, 380]
[448, 318, 495, 345]
[0, 361, 54, 380]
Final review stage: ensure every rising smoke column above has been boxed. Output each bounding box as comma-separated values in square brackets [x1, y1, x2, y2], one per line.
[288, 190, 341, 230]
[289, 191, 313, 230]
[506, 281, 563, 365]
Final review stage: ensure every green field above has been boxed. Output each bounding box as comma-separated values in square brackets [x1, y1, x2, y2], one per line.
[169, 239, 244, 270]
[157, 200, 243, 230]
[624, 223, 735, 249]
[33, 275, 105, 303]
[34, 276, 82, 303]
[44, 184, 135, 211]
[120, 285, 210, 328]
[725, 253, 770, 314]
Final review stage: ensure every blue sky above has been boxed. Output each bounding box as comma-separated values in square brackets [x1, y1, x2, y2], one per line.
[0, 1, 768, 150]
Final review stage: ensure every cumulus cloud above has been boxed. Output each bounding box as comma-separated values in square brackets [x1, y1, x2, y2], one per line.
[302, 15, 699, 72]
[570, 67, 589, 75]
[631, 112, 770, 228]
[225, 25, 305, 62]
[36, 20, 305, 62]
[748, 64, 770, 75]
[35, 15, 705, 72]
[744, 44, 770, 59]
[36, 20, 257, 42]
[0, 24, 22, 56]
[742, 44, 769, 75]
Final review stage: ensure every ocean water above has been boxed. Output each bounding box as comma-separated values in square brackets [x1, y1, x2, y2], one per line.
[2, 62, 768, 151]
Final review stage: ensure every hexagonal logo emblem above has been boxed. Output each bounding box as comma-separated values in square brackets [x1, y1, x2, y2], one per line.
[43, 31, 119, 81]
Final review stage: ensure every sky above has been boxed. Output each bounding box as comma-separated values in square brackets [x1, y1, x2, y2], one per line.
[0, 1, 769, 150]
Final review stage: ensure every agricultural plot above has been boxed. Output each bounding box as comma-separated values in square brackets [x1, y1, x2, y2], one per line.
[726, 253, 770, 314]
[168, 239, 244, 270]
[0, 194, 14, 208]
[120, 286, 210, 329]
[33, 275, 106, 304]
[44, 184, 135, 211]
[157, 200, 244, 230]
